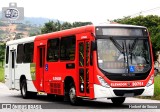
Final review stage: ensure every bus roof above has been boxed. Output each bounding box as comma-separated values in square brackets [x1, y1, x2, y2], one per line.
[6, 36, 36, 45]
[35, 25, 95, 41]
[95, 24, 146, 29]
[6, 24, 147, 46]
[35, 24, 146, 41]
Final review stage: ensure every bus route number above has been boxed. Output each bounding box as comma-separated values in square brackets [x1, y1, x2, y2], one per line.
[132, 82, 143, 87]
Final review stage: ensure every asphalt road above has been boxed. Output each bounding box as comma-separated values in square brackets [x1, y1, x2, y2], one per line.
[0, 82, 160, 112]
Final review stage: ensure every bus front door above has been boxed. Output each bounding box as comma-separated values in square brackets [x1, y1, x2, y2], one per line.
[38, 46, 45, 91]
[78, 40, 90, 97]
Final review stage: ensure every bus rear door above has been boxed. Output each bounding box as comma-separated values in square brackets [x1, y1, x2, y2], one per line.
[37, 46, 45, 91]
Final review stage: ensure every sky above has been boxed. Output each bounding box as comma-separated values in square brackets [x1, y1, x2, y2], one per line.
[0, 0, 160, 24]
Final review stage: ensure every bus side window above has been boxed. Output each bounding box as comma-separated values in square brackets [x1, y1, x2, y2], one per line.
[5, 46, 9, 64]
[60, 36, 76, 61]
[17, 44, 24, 63]
[47, 38, 59, 62]
[24, 42, 34, 63]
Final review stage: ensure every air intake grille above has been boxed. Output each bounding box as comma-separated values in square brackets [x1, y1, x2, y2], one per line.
[113, 89, 144, 96]
[50, 83, 61, 94]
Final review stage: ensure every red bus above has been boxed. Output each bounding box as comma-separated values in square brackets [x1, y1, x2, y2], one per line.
[5, 24, 154, 105]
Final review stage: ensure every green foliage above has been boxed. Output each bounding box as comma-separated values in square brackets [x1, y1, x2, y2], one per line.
[0, 67, 4, 82]
[72, 22, 92, 28]
[61, 22, 72, 30]
[0, 61, 4, 82]
[0, 43, 5, 62]
[0, 30, 6, 40]
[154, 75, 160, 99]
[41, 20, 92, 34]
[41, 21, 61, 34]
[114, 15, 160, 61]
[138, 75, 160, 100]
[29, 27, 41, 36]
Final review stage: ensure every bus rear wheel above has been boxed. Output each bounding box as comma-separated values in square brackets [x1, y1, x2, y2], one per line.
[21, 79, 29, 99]
[111, 97, 125, 105]
[20, 79, 37, 99]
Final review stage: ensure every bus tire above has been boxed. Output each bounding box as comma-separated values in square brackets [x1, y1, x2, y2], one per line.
[111, 97, 125, 105]
[47, 94, 56, 100]
[30, 92, 37, 98]
[20, 79, 29, 99]
[69, 85, 79, 105]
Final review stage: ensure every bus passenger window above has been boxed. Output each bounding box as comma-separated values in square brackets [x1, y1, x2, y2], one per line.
[17, 44, 24, 63]
[12, 52, 15, 68]
[5, 46, 9, 64]
[47, 38, 59, 62]
[60, 36, 76, 61]
[24, 42, 34, 63]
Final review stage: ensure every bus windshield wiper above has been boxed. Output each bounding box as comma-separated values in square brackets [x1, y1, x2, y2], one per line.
[129, 38, 138, 64]
[129, 37, 138, 54]
[109, 37, 124, 53]
[110, 37, 126, 67]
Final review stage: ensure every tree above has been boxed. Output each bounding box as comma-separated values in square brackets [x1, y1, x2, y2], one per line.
[41, 20, 92, 34]
[114, 15, 160, 61]
[41, 21, 61, 34]
[61, 22, 72, 30]
[72, 22, 92, 28]
[0, 43, 5, 67]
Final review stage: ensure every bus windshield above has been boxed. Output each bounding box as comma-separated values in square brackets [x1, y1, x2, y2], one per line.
[97, 37, 151, 74]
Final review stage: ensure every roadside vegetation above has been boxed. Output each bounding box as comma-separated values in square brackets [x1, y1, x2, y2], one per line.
[153, 75, 160, 100]
[0, 61, 4, 82]
[137, 75, 160, 100]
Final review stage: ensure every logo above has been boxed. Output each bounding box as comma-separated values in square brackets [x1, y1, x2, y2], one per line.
[111, 82, 128, 87]
[122, 73, 135, 77]
[1, 3, 24, 23]
[5, 8, 19, 20]
[2, 104, 11, 109]
[127, 82, 131, 86]
[129, 66, 135, 72]
[1, 103, 42, 109]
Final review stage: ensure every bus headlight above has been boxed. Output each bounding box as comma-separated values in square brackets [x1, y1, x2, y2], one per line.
[146, 75, 154, 87]
[97, 75, 110, 88]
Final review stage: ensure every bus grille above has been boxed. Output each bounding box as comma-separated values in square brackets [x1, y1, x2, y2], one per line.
[113, 89, 144, 96]
[50, 83, 61, 94]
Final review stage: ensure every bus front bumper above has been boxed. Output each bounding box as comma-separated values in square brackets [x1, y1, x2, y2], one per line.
[93, 84, 154, 98]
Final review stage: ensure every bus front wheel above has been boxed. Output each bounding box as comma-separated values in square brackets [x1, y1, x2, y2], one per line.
[69, 85, 80, 105]
[111, 97, 126, 105]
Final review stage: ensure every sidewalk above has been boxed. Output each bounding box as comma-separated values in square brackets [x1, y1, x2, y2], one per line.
[0, 82, 20, 95]
[0, 82, 8, 89]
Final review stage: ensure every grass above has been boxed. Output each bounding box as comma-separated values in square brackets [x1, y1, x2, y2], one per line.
[137, 75, 160, 100]
[152, 75, 160, 100]
[0, 67, 4, 82]
[0, 61, 4, 82]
